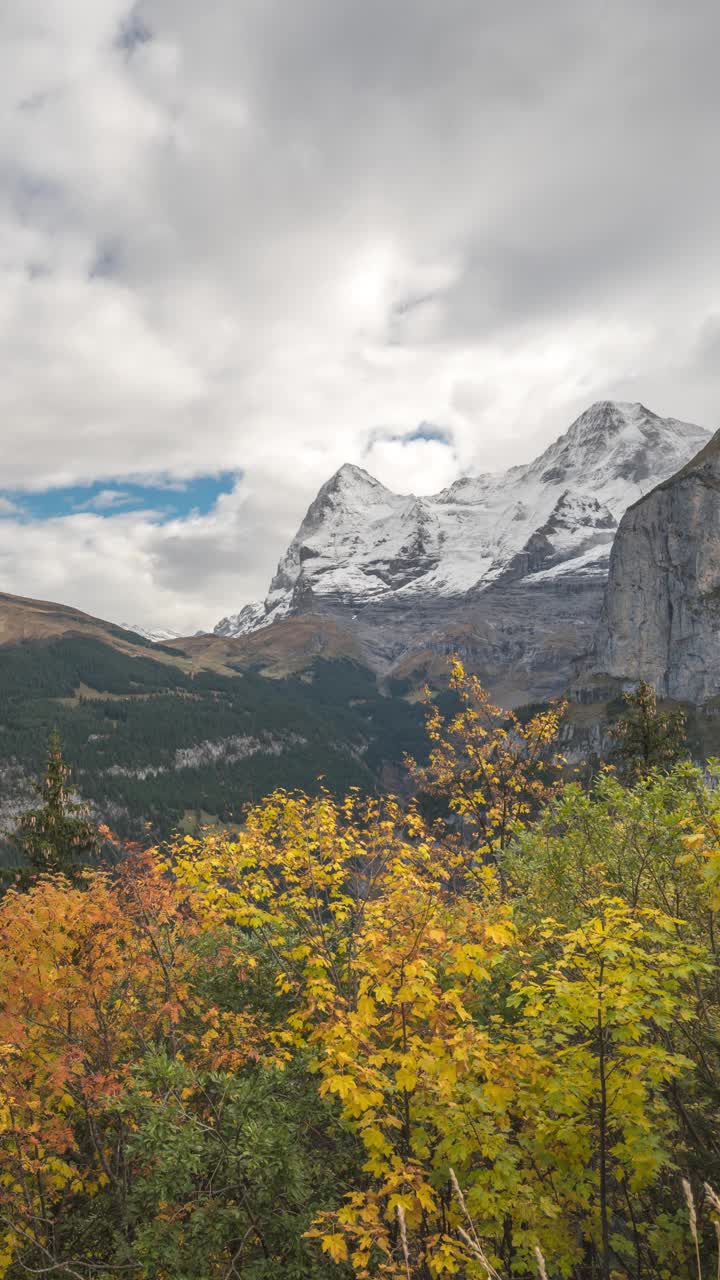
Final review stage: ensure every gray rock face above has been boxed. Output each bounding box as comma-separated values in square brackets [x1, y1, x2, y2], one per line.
[262, 564, 605, 706]
[593, 432, 720, 704]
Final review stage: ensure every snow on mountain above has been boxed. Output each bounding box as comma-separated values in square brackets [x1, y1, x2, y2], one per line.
[214, 601, 272, 639]
[215, 402, 711, 636]
[118, 623, 181, 644]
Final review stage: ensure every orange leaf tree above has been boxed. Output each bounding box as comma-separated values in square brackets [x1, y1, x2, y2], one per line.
[0, 852, 269, 1276]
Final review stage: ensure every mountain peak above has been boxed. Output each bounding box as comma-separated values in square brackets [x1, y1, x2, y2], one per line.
[566, 400, 648, 437]
[215, 400, 711, 640]
[304, 463, 398, 525]
[326, 462, 386, 490]
[587, 399, 644, 413]
[528, 400, 708, 491]
[563, 400, 703, 445]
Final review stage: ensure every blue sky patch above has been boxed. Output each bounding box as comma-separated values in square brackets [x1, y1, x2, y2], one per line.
[364, 421, 454, 452]
[116, 8, 153, 55]
[0, 472, 240, 522]
[403, 422, 453, 445]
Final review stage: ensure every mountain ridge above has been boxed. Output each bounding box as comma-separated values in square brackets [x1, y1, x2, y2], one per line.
[213, 402, 711, 702]
[216, 400, 709, 637]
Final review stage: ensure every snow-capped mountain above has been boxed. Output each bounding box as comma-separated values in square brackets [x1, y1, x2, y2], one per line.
[118, 623, 181, 645]
[215, 402, 710, 639]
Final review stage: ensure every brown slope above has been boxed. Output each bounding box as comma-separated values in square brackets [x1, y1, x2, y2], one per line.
[173, 614, 365, 678]
[0, 591, 200, 674]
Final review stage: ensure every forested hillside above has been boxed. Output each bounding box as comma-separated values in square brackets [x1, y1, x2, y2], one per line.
[0, 634, 429, 845]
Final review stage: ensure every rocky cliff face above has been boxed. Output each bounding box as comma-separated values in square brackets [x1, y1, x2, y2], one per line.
[593, 432, 720, 704]
[214, 401, 711, 703]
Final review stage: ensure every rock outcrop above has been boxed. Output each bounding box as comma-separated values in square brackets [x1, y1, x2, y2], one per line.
[593, 431, 720, 704]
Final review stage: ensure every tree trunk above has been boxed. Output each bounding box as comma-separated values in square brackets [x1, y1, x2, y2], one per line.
[597, 958, 611, 1280]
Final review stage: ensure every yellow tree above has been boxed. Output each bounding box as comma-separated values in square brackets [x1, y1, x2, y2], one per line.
[170, 787, 704, 1279]
[169, 789, 526, 1275]
[169, 789, 425, 1023]
[407, 659, 566, 891]
[684, 798, 720, 914]
[512, 901, 703, 1280]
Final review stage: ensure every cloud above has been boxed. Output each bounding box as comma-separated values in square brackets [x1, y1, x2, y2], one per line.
[74, 489, 135, 511]
[362, 437, 460, 496]
[0, 469, 312, 632]
[362, 424, 458, 493]
[0, 0, 719, 625]
[0, 497, 23, 517]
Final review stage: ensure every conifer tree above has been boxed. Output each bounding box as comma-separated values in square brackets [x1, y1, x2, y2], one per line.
[611, 679, 687, 780]
[12, 729, 100, 880]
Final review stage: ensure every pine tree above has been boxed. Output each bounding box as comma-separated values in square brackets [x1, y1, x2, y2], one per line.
[12, 729, 100, 881]
[611, 680, 687, 781]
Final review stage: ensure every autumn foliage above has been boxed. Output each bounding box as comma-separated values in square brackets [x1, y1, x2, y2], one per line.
[1, 663, 720, 1279]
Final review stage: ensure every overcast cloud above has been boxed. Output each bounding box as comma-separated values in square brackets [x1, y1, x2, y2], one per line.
[1, 0, 719, 631]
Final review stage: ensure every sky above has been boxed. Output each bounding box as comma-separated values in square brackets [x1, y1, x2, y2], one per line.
[1, 0, 719, 633]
